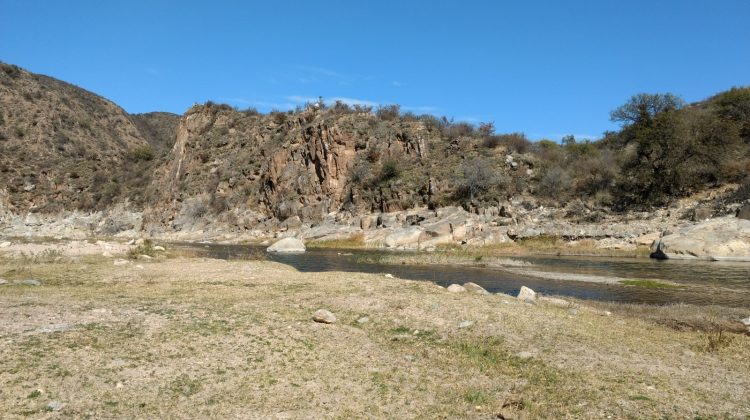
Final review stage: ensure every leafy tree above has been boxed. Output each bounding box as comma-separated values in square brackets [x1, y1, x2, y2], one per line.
[610, 93, 685, 126]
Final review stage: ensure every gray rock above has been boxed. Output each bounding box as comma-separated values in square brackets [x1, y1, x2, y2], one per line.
[458, 320, 474, 329]
[356, 316, 370, 325]
[651, 217, 750, 261]
[447, 284, 466, 293]
[517, 286, 536, 302]
[463, 282, 489, 294]
[384, 226, 423, 248]
[14, 279, 41, 286]
[741, 317, 750, 327]
[267, 237, 306, 253]
[47, 401, 64, 412]
[312, 309, 336, 324]
[568, 308, 578, 315]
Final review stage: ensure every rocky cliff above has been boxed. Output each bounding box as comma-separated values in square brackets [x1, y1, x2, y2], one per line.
[1, 62, 749, 253]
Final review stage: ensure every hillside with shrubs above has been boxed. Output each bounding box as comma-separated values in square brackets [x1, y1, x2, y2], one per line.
[1, 62, 748, 230]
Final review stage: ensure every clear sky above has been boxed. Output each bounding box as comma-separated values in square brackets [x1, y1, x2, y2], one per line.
[1, 1, 749, 140]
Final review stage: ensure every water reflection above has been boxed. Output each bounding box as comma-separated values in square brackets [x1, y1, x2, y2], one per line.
[171, 243, 750, 307]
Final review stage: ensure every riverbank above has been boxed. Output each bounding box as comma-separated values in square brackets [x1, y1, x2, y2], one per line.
[1, 252, 748, 418]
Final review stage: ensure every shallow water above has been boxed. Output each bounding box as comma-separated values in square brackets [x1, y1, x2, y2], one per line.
[172, 243, 750, 307]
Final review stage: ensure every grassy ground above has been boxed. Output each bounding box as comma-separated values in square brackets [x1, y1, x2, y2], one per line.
[0, 255, 748, 418]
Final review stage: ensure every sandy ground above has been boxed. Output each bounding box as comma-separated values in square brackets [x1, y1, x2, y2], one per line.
[0, 254, 748, 419]
[0, 239, 131, 258]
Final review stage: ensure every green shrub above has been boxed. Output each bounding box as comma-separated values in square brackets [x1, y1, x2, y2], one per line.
[126, 145, 154, 161]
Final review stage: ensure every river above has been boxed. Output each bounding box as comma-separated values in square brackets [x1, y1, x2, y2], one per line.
[171, 243, 750, 307]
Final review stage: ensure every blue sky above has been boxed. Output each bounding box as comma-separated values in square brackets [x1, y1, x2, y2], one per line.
[1, 1, 749, 140]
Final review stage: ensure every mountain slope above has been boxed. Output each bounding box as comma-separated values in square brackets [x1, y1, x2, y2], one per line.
[0, 62, 176, 212]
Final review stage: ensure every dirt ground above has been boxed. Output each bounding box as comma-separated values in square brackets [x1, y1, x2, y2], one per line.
[0, 254, 748, 419]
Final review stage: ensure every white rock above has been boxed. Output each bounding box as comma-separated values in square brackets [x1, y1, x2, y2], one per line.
[47, 401, 64, 412]
[267, 237, 306, 253]
[517, 286, 537, 302]
[384, 273, 395, 279]
[356, 316, 370, 325]
[458, 320, 474, 329]
[135, 265, 144, 270]
[447, 284, 467, 293]
[740, 317, 750, 327]
[102, 252, 113, 258]
[153, 245, 165, 251]
[0, 241, 11, 248]
[126, 239, 135, 245]
[312, 309, 336, 324]
[0, 278, 7, 285]
[463, 282, 489, 294]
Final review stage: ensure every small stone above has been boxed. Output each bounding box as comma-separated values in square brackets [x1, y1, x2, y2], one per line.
[447, 284, 466, 293]
[126, 239, 135, 245]
[135, 265, 144, 269]
[0, 278, 7, 285]
[404, 355, 416, 362]
[47, 401, 64, 412]
[384, 274, 394, 279]
[740, 317, 750, 327]
[15, 279, 41, 286]
[517, 286, 536, 302]
[102, 251, 113, 258]
[0, 241, 11, 248]
[568, 308, 578, 315]
[116, 382, 124, 389]
[312, 309, 336, 324]
[113, 259, 129, 266]
[153, 246, 165, 251]
[516, 351, 534, 359]
[463, 282, 489, 294]
[458, 320, 473, 329]
[356, 316, 370, 325]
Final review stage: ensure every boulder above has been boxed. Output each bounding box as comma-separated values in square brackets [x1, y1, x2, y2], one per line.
[517, 286, 537, 302]
[447, 284, 466, 293]
[738, 202, 750, 220]
[384, 226, 423, 248]
[312, 309, 336, 324]
[463, 282, 489, 294]
[650, 217, 750, 261]
[267, 237, 306, 253]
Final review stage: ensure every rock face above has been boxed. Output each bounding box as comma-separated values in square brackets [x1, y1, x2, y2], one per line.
[650, 217, 750, 261]
[312, 309, 336, 324]
[266, 237, 306, 253]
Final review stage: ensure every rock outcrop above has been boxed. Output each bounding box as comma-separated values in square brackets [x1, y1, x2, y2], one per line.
[650, 217, 750, 261]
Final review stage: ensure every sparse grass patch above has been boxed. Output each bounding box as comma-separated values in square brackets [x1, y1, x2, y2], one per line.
[307, 232, 366, 249]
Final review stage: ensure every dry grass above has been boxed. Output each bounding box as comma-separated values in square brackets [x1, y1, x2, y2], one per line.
[0, 257, 748, 418]
[307, 232, 367, 249]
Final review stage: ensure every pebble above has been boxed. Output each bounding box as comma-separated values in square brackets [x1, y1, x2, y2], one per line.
[516, 351, 535, 359]
[356, 316, 370, 325]
[0, 278, 7, 285]
[47, 401, 64, 412]
[458, 320, 474, 329]
[312, 309, 337, 324]
[0, 241, 11, 248]
[384, 273, 394, 279]
[153, 246, 166, 251]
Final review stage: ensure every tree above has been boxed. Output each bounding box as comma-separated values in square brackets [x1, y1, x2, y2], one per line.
[459, 158, 496, 201]
[610, 93, 685, 126]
